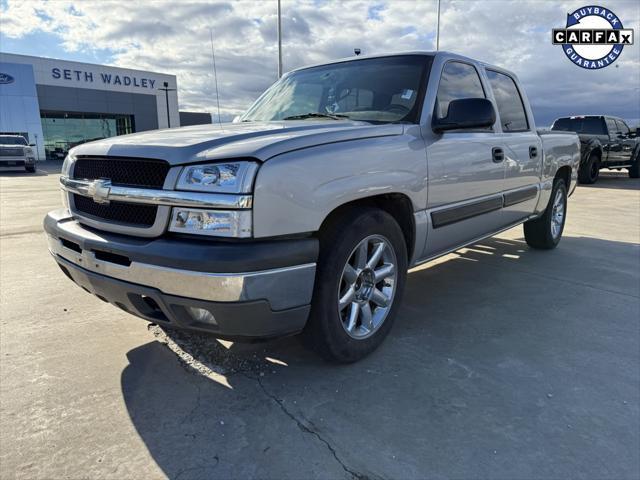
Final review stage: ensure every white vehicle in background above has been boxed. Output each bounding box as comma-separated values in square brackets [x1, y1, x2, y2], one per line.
[0, 135, 37, 172]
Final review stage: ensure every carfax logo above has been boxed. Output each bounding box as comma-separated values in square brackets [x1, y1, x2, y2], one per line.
[553, 5, 634, 69]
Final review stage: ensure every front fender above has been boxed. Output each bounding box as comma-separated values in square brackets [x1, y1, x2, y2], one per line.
[252, 133, 428, 238]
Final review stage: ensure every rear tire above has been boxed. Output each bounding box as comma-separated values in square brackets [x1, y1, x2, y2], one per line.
[629, 149, 640, 178]
[524, 178, 567, 250]
[578, 152, 600, 184]
[25, 165, 36, 173]
[303, 208, 408, 363]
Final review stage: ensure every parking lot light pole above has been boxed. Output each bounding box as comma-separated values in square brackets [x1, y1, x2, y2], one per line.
[158, 81, 176, 128]
[436, 0, 441, 50]
[277, 0, 283, 78]
[34, 133, 40, 161]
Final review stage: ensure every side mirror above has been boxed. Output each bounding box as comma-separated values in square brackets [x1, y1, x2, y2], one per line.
[432, 98, 496, 133]
[29, 143, 36, 147]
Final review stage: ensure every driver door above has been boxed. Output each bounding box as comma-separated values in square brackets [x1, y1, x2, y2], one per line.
[605, 117, 625, 164]
[614, 119, 635, 164]
[424, 61, 505, 257]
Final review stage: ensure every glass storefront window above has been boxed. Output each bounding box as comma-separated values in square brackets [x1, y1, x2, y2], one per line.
[40, 111, 134, 160]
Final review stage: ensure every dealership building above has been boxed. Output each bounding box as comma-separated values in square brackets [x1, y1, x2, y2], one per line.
[0, 53, 192, 160]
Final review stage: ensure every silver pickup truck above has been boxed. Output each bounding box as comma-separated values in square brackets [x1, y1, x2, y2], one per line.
[44, 51, 580, 362]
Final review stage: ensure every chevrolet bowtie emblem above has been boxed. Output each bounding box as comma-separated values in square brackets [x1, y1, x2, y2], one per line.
[87, 178, 112, 204]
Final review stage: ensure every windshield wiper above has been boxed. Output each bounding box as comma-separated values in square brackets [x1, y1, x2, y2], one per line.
[283, 112, 350, 121]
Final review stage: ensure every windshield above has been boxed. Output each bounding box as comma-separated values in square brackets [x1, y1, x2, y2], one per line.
[241, 55, 432, 124]
[0, 136, 27, 145]
[552, 117, 605, 135]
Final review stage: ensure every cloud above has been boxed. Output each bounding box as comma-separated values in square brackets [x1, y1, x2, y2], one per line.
[1, 0, 638, 125]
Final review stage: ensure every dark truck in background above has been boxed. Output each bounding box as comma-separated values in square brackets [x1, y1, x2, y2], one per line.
[551, 115, 640, 184]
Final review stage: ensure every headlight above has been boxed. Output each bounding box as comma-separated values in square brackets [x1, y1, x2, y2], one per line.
[61, 152, 76, 177]
[169, 208, 252, 238]
[176, 161, 258, 193]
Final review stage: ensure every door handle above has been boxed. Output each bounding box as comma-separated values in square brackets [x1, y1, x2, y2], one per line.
[492, 147, 504, 163]
[529, 146, 538, 158]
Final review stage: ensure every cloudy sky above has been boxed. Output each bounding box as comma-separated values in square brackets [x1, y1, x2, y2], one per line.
[1, 0, 639, 126]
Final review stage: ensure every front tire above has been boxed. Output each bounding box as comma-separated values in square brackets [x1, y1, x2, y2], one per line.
[25, 165, 36, 173]
[578, 152, 600, 184]
[303, 208, 408, 363]
[524, 178, 567, 250]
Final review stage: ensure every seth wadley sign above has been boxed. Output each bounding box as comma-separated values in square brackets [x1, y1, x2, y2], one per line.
[51, 67, 157, 89]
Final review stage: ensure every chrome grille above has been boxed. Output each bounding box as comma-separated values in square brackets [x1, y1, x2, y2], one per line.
[73, 194, 158, 227]
[70, 156, 170, 232]
[73, 156, 170, 188]
[0, 148, 24, 157]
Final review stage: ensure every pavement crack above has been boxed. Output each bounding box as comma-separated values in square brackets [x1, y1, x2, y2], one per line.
[244, 371, 376, 480]
[183, 378, 203, 425]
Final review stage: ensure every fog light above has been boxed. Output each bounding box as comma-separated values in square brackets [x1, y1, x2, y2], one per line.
[169, 208, 252, 238]
[187, 307, 217, 325]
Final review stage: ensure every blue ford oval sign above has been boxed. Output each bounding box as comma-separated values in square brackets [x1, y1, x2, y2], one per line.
[0, 72, 15, 84]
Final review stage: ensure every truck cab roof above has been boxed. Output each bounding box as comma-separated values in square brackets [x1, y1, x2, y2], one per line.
[289, 50, 518, 80]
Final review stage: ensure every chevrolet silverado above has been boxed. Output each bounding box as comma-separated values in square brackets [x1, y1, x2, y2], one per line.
[45, 52, 580, 362]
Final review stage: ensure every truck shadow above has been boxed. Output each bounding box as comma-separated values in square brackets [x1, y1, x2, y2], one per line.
[120, 235, 640, 479]
[579, 170, 640, 191]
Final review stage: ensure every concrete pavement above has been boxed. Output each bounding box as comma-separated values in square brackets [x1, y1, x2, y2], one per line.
[1, 163, 639, 479]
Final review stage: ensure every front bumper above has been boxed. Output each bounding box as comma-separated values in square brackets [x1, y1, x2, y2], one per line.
[44, 209, 318, 339]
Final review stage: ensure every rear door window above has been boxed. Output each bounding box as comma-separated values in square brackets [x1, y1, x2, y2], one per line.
[486, 70, 529, 132]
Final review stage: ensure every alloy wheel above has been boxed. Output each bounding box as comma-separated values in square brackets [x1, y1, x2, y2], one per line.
[550, 188, 565, 239]
[337, 234, 398, 339]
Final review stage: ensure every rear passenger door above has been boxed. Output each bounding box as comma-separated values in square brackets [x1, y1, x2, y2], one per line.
[485, 69, 542, 225]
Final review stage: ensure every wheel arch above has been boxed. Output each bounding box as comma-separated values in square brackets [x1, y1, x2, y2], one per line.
[318, 193, 416, 262]
[555, 165, 572, 190]
[583, 140, 602, 164]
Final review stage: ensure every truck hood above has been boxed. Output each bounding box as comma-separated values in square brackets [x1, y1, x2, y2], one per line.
[70, 121, 404, 165]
